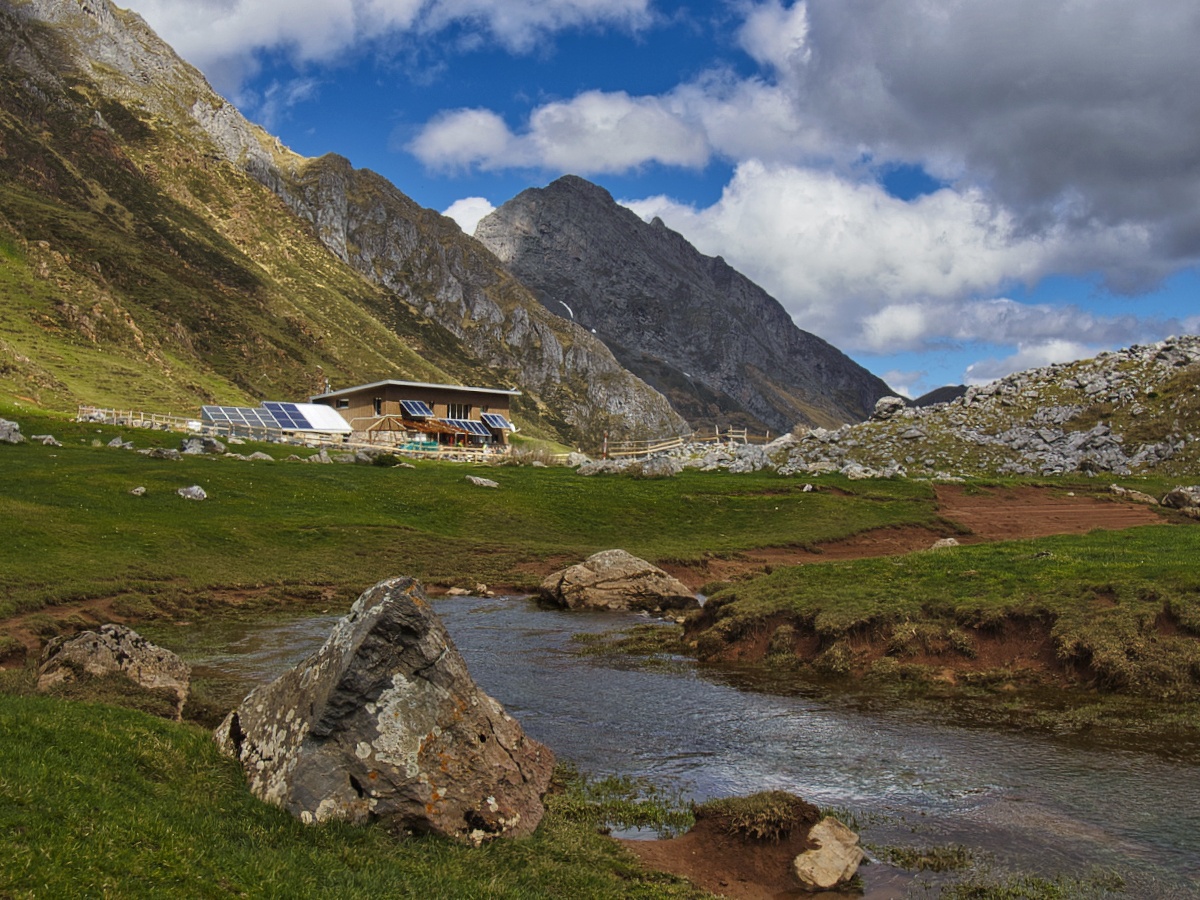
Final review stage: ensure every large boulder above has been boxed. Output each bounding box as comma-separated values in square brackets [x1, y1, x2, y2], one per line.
[792, 816, 865, 892]
[37, 624, 191, 719]
[215, 576, 554, 843]
[1162, 485, 1200, 517]
[539, 549, 698, 613]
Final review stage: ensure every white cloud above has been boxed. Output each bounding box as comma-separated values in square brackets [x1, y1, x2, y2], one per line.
[122, 0, 653, 94]
[964, 340, 1099, 385]
[410, 91, 710, 174]
[442, 196, 495, 234]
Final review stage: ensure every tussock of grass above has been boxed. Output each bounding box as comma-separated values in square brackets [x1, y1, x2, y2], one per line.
[692, 791, 819, 842]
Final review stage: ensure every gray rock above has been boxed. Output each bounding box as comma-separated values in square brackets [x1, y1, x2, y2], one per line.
[1162, 485, 1200, 510]
[0, 419, 26, 445]
[181, 436, 226, 455]
[632, 456, 682, 478]
[214, 577, 555, 842]
[466, 475, 500, 488]
[142, 447, 183, 460]
[871, 396, 908, 421]
[177, 485, 207, 500]
[37, 624, 191, 719]
[539, 549, 699, 614]
[247, 451, 274, 461]
[31, 434, 62, 446]
[792, 817, 865, 892]
[129, 486, 146, 496]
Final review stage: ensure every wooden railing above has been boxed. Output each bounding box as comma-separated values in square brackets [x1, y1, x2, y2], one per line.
[604, 426, 772, 458]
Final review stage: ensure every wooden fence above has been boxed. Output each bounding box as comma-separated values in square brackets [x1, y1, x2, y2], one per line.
[604, 426, 771, 459]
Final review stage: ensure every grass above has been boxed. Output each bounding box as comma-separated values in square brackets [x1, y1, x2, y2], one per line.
[694, 525, 1200, 702]
[0, 693, 710, 899]
[0, 411, 938, 626]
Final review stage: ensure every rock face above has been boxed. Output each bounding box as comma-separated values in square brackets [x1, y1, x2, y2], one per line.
[792, 816, 865, 892]
[476, 175, 895, 433]
[215, 577, 554, 842]
[539, 550, 699, 613]
[37, 624, 191, 719]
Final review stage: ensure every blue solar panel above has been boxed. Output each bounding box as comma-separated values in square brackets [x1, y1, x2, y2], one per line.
[400, 399, 434, 418]
[480, 413, 514, 431]
[201, 406, 281, 429]
[263, 401, 314, 431]
[444, 419, 491, 437]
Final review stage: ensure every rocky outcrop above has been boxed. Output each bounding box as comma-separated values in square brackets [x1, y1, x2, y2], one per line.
[792, 817, 865, 892]
[1162, 485, 1200, 518]
[215, 577, 554, 842]
[37, 624, 191, 719]
[579, 336, 1200, 479]
[476, 175, 895, 434]
[538, 550, 698, 614]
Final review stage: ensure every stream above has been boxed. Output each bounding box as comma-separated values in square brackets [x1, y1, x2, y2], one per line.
[163, 596, 1200, 897]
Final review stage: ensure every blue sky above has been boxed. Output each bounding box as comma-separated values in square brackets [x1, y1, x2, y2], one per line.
[122, 0, 1200, 398]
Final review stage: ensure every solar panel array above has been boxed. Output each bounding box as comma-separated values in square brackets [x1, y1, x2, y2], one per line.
[201, 406, 282, 429]
[443, 418, 491, 436]
[400, 399, 435, 418]
[480, 413, 515, 431]
[263, 401, 315, 431]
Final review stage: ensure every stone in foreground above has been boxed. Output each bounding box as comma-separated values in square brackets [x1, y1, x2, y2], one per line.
[215, 577, 554, 842]
[37, 624, 191, 719]
[538, 549, 699, 613]
[792, 816, 865, 892]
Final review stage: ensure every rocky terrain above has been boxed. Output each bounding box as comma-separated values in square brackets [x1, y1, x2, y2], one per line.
[0, 0, 684, 444]
[476, 175, 894, 433]
[576, 336, 1200, 479]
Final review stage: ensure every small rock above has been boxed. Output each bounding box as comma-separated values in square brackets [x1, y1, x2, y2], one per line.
[177, 485, 207, 500]
[793, 817, 865, 892]
[129, 486, 146, 497]
[467, 475, 500, 488]
[0, 419, 27, 445]
[31, 434, 62, 446]
[930, 537, 960, 549]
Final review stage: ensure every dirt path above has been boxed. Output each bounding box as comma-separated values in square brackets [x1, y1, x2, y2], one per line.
[662, 484, 1166, 589]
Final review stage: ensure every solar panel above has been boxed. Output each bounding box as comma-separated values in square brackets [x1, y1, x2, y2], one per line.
[400, 399, 435, 418]
[263, 401, 314, 431]
[201, 405, 281, 429]
[443, 419, 491, 436]
[480, 413, 515, 431]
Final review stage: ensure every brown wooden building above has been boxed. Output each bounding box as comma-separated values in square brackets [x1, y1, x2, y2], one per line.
[310, 380, 520, 448]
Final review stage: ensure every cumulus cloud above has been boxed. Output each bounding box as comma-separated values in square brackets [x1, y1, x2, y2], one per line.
[123, 0, 653, 93]
[442, 196, 495, 234]
[410, 91, 711, 174]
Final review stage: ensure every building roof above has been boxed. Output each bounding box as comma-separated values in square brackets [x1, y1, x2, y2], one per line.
[310, 379, 522, 401]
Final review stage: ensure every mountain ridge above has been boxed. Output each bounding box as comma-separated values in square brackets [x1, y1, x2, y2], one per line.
[476, 174, 895, 434]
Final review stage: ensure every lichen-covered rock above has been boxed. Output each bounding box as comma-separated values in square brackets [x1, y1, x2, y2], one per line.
[792, 816, 865, 892]
[177, 485, 207, 500]
[37, 624, 191, 719]
[215, 577, 554, 843]
[539, 549, 699, 613]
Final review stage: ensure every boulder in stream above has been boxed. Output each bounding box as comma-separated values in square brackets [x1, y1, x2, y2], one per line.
[538, 549, 698, 613]
[215, 576, 555, 843]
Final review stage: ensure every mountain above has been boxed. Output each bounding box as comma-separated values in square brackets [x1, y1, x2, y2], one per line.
[0, 0, 684, 444]
[475, 175, 895, 434]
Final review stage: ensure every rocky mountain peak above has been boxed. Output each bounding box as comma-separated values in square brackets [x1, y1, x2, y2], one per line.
[475, 175, 895, 434]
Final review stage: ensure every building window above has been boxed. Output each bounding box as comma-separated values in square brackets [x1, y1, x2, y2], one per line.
[373, 398, 382, 416]
[336, 399, 349, 409]
[447, 403, 471, 419]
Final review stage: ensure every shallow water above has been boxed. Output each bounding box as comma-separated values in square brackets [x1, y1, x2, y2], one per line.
[166, 597, 1200, 895]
